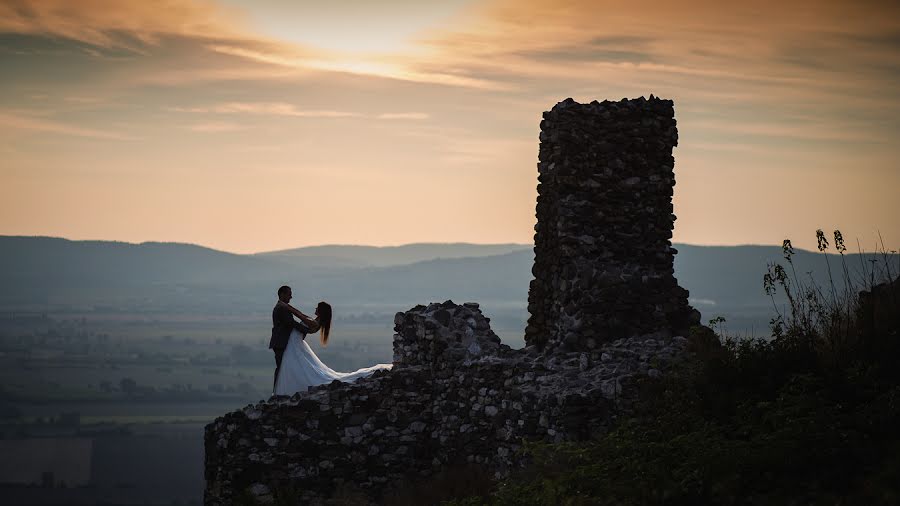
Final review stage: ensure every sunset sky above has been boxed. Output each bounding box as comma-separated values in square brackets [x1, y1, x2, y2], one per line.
[1, 0, 898, 253]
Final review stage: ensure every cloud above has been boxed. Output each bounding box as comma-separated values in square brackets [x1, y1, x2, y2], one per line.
[377, 112, 429, 120]
[0, 0, 493, 90]
[687, 116, 894, 144]
[64, 96, 104, 104]
[413, 0, 900, 100]
[126, 65, 307, 87]
[206, 43, 507, 90]
[0, 110, 137, 140]
[169, 102, 361, 118]
[518, 35, 657, 64]
[0, 0, 244, 49]
[171, 103, 430, 122]
[4, 0, 897, 101]
[183, 121, 246, 132]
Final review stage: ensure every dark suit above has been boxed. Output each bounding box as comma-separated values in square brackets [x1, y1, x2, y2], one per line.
[269, 302, 309, 392]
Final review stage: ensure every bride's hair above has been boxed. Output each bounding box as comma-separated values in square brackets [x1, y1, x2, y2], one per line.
[316, 301, 332, 346]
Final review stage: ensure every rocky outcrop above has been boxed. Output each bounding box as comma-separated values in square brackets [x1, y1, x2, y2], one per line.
[525, 97, 700, 351]
[204, 97, 701, 505]
[204, 301, 690, 505]
[391, 301, 508, 369]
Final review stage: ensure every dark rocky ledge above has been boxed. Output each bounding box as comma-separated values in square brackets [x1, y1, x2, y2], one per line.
[205, 301, 690, 505]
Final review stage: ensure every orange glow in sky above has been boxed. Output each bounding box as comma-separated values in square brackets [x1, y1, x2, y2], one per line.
[0, 0, 898, 253]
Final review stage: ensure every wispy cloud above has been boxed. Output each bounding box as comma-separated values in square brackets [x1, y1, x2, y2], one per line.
[169, 102, 361, 118]
[0, 0, 244, 49]
[0, 0, 550, 91]
[127, 66, 306, 87]
[183, 121, 246, 132]
[689, 118, 890, 144]
[377, 112, 429, 120]
[64, 96, 104, 104]
[0, 110, 137, 140]
[413, 0, 900, 102]
[207, 44, 507, 90]
[170, 103, 431, 121]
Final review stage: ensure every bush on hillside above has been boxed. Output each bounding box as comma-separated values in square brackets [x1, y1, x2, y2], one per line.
[443, 230, 900, 506]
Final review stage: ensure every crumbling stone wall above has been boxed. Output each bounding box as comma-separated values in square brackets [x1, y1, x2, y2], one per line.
[392, 301, 506, 369]
[525, 97, 700, 351]
[204, 97, 701, 505]
[204, 301, 688, 505]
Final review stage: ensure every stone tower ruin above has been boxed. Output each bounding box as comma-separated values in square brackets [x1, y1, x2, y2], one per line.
[525, 97, 700, 351]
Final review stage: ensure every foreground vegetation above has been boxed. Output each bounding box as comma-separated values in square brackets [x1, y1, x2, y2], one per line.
[440, 232, 900, 506]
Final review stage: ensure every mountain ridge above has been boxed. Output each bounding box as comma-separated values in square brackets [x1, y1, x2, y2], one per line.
[1, 235, 887, 335]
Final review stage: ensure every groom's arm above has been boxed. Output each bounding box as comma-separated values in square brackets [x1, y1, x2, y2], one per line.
[276, 305, 309, 339]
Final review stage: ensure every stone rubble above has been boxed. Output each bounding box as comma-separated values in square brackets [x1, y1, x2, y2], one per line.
[205, 301, 691, 505]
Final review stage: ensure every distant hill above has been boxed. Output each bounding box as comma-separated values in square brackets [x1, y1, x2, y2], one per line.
[312, 250, 535, 306]
[0, 236, 298, 286]
[0, 237, 532, 313]
[0, 236, 293, 309]
[255, 243, 531, 268]
[670, 244, 884, 334]
[0, 236, 889, 334]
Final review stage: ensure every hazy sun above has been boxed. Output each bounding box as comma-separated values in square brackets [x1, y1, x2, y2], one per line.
[225, 0, 473, 55]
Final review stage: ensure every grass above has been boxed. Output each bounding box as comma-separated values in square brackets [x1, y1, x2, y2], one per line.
[437, 230, 900, 506]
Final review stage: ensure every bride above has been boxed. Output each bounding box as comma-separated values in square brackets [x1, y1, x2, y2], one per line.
[273, 301, 392, 396]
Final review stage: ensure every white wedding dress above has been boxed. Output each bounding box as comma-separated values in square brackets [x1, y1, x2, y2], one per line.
[274, 329, 392, 396]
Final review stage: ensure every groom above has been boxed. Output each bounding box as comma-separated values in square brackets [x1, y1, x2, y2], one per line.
[269, 285, 309, 392]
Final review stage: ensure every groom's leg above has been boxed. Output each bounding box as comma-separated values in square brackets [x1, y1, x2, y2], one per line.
[273, 347, 285, 393]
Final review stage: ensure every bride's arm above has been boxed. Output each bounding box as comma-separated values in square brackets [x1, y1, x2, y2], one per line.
[278, 301, 321, 333]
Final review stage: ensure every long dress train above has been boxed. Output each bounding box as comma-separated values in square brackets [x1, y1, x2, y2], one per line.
[274, 329, 392, 396]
